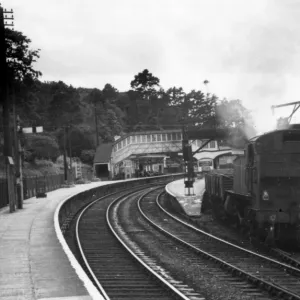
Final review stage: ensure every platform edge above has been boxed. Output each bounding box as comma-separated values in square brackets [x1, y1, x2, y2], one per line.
[54, 190, 105, 300]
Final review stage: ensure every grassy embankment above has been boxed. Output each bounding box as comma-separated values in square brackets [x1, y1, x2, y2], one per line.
[0, 155, 93, 179]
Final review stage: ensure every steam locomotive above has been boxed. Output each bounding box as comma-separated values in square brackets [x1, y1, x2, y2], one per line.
[204, 126, 300, 245]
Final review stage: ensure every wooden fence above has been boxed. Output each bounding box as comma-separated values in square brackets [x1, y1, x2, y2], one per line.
[0, 173, 65, 209]
[23, 174, 65, 199]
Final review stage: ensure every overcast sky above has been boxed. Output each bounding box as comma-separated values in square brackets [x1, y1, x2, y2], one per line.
[4, 0, 300, 133]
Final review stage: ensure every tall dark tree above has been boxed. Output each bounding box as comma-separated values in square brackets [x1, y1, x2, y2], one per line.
[130, 69, 161, 129]
[130, 69, 160, 96]
[102, 83, 118, 102]
[48, 81, 83, 127]
[5, 28, 41, 83]
[85, 86, 124, 142]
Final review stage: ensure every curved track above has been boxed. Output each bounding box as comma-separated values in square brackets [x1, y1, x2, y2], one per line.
[138, 191, 300, 300]
[76, 186, 192, 300]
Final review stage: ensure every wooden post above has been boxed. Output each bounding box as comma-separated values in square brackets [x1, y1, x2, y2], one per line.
[63, 126, 68, 182]
[1, 7, 16, 212]
[94, 102, 99, 146]
[68, 125, 73, 183]
[13, 104, 23, 209]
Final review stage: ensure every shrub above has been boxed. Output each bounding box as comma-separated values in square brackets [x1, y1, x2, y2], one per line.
[80, 149, 95, 165]
[24, 134, 60, 161]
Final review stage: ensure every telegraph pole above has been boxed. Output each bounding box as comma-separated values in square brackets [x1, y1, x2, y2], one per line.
[0, 5, 16, 212]
[12, 90, 23, 209]
[68, 125, 73, 182]
[94, 102, 99, 146]
[63, 126, 68, 182]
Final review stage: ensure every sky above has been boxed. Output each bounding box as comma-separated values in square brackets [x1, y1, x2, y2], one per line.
[3, 0, 300, 135]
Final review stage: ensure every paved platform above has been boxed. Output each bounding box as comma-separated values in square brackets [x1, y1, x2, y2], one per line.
[166, 178, 205, 217]
[0, 181, 114, 300]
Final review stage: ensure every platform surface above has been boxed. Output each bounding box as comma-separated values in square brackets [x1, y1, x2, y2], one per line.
[0, 181, 114, 300]
[166, 178, 205, 216]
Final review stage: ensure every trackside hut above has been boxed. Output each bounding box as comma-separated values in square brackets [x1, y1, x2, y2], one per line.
[93, 143, 113, 180]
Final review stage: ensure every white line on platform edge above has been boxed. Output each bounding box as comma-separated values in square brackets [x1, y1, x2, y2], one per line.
[54, 189, 105, 300]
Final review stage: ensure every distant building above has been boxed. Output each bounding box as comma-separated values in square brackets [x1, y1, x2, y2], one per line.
[93, 143, 113, 180]
[111, 130, 184, 179]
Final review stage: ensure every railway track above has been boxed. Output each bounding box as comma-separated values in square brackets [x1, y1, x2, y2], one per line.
[76, 186, 196, 300]
[138, 190, 300, 300]
[166, 196, 300, 274]
[166, 198, 300, 273]
[270, 248, 300, 270]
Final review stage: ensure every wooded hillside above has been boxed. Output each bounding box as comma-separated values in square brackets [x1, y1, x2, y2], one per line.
[1, 28, 256, 171]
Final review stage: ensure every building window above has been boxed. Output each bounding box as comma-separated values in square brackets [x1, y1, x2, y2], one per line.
[210, 141, 216, 148]
[152, 134, 156, 142]
[137, 135, 140, 143]
[118, 142, 121, 150]
[157, 134, 161, 141]
[176, 132, 181, 140]
[162, 134, 166, 141]
[167, 133, 172, 141]
[203, 142, 208, 148]
[172, 133, 176, 140]
[123, 139, 126, 147]
[142, 135, 146, 143]
[131, 135, 136, 143]
[147, 135, 151, 142]
[197, 140, 201, 147]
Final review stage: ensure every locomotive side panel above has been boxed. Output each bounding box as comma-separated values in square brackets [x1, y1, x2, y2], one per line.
[233, 156, 247, 195]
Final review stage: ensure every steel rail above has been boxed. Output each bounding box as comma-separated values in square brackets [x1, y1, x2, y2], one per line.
[136, 191, 300, 300]
[106, 187, 192, 300]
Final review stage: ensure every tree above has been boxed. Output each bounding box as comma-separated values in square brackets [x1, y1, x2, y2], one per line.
[5, 28, 42, 83]
[23, 133, 60, 161]
[102, 83, 118, 102]
[130, 69, 160, 95]
[1, 28, 42, 164]
[166, 87, 216, 129]
[216, 99, 256, 148]
[167, 87, 185, 107]
[86, 87, 124, 142]
[56, 125, 95, 157]
[88, 88, 103, 105]
[188, 91, 217, 128]
[80, 149, 95, 165]
[48, 81, 83, 127]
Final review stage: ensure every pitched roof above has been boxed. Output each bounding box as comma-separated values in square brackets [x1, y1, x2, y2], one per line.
[93, 143, 113, 164]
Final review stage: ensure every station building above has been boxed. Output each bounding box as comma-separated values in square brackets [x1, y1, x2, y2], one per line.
[111, 130, 184, 179]
[93, 129, 237, 179]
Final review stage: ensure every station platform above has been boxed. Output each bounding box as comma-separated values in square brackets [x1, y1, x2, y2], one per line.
[0, 181, 113, 300]
[165, 178, 205, 217]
